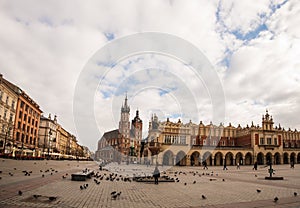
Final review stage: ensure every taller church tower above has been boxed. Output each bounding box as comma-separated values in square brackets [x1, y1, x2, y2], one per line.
[119, 95, 130, 138]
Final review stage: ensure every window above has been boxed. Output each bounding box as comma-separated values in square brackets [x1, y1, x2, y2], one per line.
[4, 109, 7, 119]
[164, 135, 171, 144]
[1, 124, 5, 133]
[180, 136, 186, 144]
[6, 96, 9, 104]
[9, 113, 13, 122]
[19, 112, 22, 119]
[222, 141, 225, 146]
[16, 132, 20, 141]
[203, 139, 206, 145]
[192, 138, 196, 145]
[11, 100, 15, 109]
[260, 138, 264, 145]
[0, 90, 2, 100]
[213, 140, 217, 146]
[20, 101, 24, 108]
[267, 138, 272, 145]
[274, 138, 278, 145]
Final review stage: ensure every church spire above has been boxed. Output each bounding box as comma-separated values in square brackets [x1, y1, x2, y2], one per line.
[121, 93, 130, 113]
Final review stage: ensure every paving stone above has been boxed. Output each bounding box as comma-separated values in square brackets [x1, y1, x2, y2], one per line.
[0, 159, 299, 207]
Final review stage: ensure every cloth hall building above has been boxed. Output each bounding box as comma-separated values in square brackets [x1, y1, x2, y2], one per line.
[143, 110, 300, 166]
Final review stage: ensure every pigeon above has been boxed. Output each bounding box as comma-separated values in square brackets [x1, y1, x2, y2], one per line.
[111, 191, 117, 195]
[18, 190, 22, 196]
[111, 194, 118, 200]
[257, 189, 261, 193]
[184, 183, 187, 186]
[222, 179, 225, 181]
[49, 196, 57, 201]
[80, 185, 84, 190]
[274, 197, 278, 202]
[193, 181, 196, 184]
[202, 195, 206, 199]
[62, 175, 66, 179]
[294, 192, 297, 197]
[33, 194, 41, 199]
[42, 174, 44, 177]
[117, 192, 122, 198]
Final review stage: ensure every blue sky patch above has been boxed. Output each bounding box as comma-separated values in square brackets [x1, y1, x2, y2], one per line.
[104, 32, 115, 41]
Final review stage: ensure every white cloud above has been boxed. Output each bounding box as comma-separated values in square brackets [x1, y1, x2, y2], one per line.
[0, 0, 299, 151]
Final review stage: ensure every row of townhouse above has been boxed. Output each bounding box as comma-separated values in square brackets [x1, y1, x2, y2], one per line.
[0, 74, 89, 159]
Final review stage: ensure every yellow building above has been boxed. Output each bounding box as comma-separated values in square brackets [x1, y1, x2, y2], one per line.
[0, 74, 18, 155]
[144, 110, 300, 166]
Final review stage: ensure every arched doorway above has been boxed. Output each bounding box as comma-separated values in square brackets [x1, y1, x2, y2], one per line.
[190, 151, 200, 166]
[274, 152, 281, 165]
[297, 153, 300, 164]
[202, 151, 212, 166]
[245, 152, 252, 165]
[266, 152, 272, 164]
[163, 150, 174, 166]
[290, 152, 296, 164]
[283, 152, 289, 164]
[257, 152, 264, 165]
[225, 152, 234, 166]
[235, 152, 243, 165]
[176, 151, 186, 166]
[214, 152, 223, 166]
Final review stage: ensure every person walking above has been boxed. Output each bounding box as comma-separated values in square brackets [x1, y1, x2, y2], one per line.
[253, 161, 258, 170]
[153, 166, 160, 185]
[223, 162, 228, 170]
[290, 161, 294, 169]
[203, 161, 208, 170]
[237, 162, 240, 169]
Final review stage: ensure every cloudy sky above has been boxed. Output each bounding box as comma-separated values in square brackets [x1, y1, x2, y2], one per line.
[1, 0, 299, 152]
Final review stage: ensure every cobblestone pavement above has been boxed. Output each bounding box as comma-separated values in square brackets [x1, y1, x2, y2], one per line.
[0, 159, 299, 208]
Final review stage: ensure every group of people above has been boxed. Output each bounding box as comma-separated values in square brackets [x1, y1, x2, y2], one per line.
[152, 160, 295, 184]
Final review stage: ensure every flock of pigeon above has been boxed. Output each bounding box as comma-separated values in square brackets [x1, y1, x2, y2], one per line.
[0, 159, 298, 205]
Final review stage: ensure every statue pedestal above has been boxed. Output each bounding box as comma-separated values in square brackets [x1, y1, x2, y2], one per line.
[265, 176, 284, 180]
